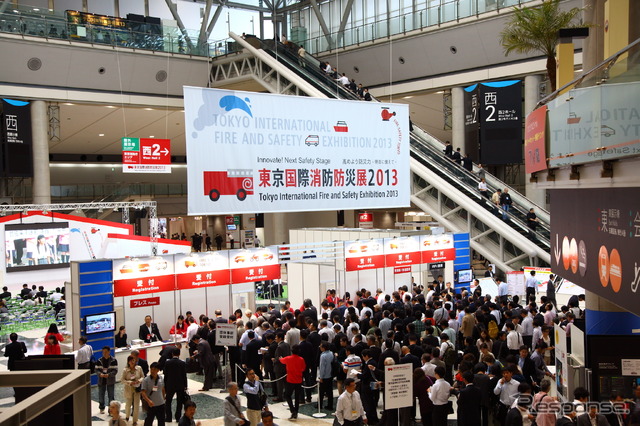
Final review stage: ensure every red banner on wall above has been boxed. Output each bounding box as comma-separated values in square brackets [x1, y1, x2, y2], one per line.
[229, 247, 280, 282]
[420, 234, 456, 263]
[174, 252, 230, 289]
[344, 239, 385, 271]
[113, 257, 176, 297]
[114, 274, 175, 297]
[384, 237, 421, 267]
[130, 297, 160, 308]
[524, 105, 548, 174]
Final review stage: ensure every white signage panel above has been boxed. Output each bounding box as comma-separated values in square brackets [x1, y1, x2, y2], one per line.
[184, 87, 410, 215]
[383, 363, 413, 409]
[215, 323, 238, 346]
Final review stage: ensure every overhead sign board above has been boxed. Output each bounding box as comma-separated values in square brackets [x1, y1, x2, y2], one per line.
[420, 233, 455, 263]
[550, 188, 640, 316]
[383, 236, 421, 267]
[122, 137, 171, 173]
[344, 239, 385, 271]
[184, 87, 410, 215]
[113, 256, 175, 297]
[524, 105, 548, 174]
[229, 246, 280, 282]
[174, 251, 230, 289]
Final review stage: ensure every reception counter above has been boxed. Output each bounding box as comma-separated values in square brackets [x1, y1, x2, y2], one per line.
[114, 338, 190, 381]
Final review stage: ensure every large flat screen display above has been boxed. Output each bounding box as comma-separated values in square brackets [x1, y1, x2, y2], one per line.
[85, 311, 116, 335]
[5, 222, 70, 272]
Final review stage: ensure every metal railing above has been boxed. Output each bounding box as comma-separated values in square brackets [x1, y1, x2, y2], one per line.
[0, 4, 214, 56]
[8, 182, 187, 203]
[297, 0, 538, 55]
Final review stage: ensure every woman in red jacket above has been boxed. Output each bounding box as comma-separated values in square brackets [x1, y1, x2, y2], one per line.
[169, 314, 188, 337]
[44, 334, 61, 355]
[44, 323, 64, 345]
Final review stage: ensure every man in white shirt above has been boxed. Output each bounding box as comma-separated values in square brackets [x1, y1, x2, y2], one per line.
[421, 353, 436, 378]
[520, 310, 534, 349]
[494, 365, 520, 426]
[186, 317, 199, 343]
[497, 278, 509, 304]
[428, 366, 451, 425]
[76, 336, 94, 369]
[506, 322, 523, 355]
[375, 289, 386, 306]
[525, 271, 538, 305]
[337, 73, 349, 85]
[50, 287, 63, 303]
[318, 321, 336, 343]
[335, 378, 367, 425]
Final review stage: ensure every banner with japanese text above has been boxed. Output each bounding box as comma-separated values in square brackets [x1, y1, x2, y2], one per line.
[524, 105, 548, 174]
[420, 233, 455, 263]
[174, 251, 230, 289]
[113, 256, 175, 297]
[345, 239, 385, 271]
[184, 87, 410, 215]
[229, 246, 280, 282]
[383, 236, 421, 267]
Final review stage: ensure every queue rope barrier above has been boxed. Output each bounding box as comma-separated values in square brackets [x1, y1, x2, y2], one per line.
[233, 364, 328, 417]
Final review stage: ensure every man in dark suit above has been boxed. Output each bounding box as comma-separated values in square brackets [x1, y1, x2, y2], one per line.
[163, 347, 188, 423]
[602, 391, 626, 426]
[379, 339, 399, 365]
[400, 346, 421, 371]
[243, 331, 264, 380]
[457, 371, 482, 426]
[4, 333, 27, 370]
[517, 346, 537, 386]
[158, 342, 181, 371]
[473, 364, 492, 426]
[193, 334, 215, 391]
[19, 284, 30, 298]
[358, 349, 381, 425]
[138, 315, 162, 343]
[577, 407, 612, 426]
[0, 286, 12, 299]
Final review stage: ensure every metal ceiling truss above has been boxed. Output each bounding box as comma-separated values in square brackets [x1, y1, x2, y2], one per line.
[210, 52, 309, 96]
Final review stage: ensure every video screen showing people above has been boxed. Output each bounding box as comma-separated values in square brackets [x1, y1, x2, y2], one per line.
[85, 312, 116, 335]
[5, 222, 70, 272]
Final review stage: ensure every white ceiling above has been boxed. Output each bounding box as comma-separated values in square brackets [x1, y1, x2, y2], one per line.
[52, 103, 186, 156]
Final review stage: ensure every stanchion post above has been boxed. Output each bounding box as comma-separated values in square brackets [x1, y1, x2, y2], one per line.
[311, 381, 326, 418]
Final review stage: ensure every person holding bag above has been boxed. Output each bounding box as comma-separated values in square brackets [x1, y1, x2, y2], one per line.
[141, 362, 166, 426]
[121, 355, 144, 425]
[244, 369, 268, 426]
[224, 382, 248, 426]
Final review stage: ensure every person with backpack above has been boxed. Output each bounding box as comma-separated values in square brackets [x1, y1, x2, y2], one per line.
[440, 333, 457, 383]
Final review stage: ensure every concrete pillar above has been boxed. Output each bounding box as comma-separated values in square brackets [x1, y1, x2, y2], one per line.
[524, 74, 546, 207]
[451, 86, 465, 151]
[582, 0, 605, 71]
[31, 100, 51, 204]
[556, 41, 575, 94]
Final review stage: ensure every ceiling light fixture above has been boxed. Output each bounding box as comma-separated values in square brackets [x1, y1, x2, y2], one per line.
[98, 133, 104, 137]
[403, 96, 413, 99]
[63, 102, 74, 106]
[105, 105, 116, 108]
[144, 108, 154, 111]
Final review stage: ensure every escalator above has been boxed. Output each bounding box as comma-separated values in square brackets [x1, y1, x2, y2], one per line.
[212, 32, 551, 270]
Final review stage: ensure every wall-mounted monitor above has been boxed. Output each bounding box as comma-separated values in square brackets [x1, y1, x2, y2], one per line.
[85, 311, 116, 335]
[5, 222, 70, 272]
[457, 268, 473, 283]
[227, 224, 237, 231]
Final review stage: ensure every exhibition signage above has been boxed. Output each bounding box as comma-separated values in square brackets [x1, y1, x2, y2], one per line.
[184, 87, 410, 215]
[358, 213, 374, 229]
[394, 266, 412, 274]
[344, 239, 385, 271]
[463, 84, 480, 161]
[384, 236, 421, 267]
[547, 82, 640, 168]
[113, 256, 175, 297]
[384, 363, 413, 409]
[130, 297, 160, 308]
[122, 137, 171, 173]
[229, 246, 280, 282]
[420, 234, 455, 263]
[524, 105, 548, 174]
[1, 99, 33, 177]
[215, 323, 238, 346]
[478, 80, 523, 165]
[174, 251, 230, 289]
[550, 188, 640, 316]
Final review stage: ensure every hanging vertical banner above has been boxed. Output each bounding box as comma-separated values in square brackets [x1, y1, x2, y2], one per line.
[112, 256, 175, 297]
[383, 236, 421, 267]
[478, 80, 523, 165]
[174, 251, 230, 289]
[524, 105, 548, 174]
[1, 99, 33, 177]
[229, 246, 280, 282]
[184, 87, 410, 215]
[420, 234, 456, 263]
[122, 137, 172, 173]
[344, 239, 385, 271]
[463, 84, 480, 162]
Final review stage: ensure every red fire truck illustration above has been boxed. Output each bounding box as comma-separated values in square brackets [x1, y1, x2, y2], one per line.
[203, 169, 254, 201]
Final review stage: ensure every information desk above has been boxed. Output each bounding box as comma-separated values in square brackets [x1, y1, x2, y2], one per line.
[114, 339, 190, 382]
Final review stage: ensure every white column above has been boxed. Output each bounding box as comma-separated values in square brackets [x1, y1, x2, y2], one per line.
[451, 86, 465, 150]
[523, 75, 546, 208]
[31, 100, 51, 204]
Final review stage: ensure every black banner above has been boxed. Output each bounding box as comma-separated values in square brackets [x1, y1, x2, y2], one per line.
[478, 80, 522, 165]
[550, 188, 640, 316]
[463, 84, 480, 162]
[1, 99, 33, 177]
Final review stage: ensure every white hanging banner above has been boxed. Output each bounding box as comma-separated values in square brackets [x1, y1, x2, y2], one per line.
[184, 87, 410, 215]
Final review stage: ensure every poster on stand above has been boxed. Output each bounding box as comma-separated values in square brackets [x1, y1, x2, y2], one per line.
[384, 236, 421, 268]
[344, 239, 385, 271]
[229, 246, 280, 283]
[175, 251, 230, 289]
[420, 234, 455, 263]
[184, 87, 410, 215]
[384, 363, 413, 409]
[113, 256, 175, 297]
